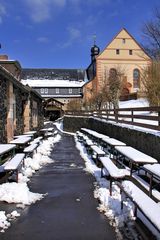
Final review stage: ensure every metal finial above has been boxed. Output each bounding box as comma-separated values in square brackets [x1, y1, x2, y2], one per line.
[93, 34, 96, 45]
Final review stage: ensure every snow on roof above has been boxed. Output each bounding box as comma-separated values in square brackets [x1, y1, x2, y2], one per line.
[40, 95, 82, 98]
[21, 79, 85, 88]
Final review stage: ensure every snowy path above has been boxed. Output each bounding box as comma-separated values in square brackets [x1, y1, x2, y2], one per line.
[0, 132, 116, 240]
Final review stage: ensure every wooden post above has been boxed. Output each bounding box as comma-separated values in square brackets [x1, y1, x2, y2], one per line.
[114, 109, 118, 123]
[129, 161, 133, 176]
[131, 110, 134, 123]
[101, 167, 103, 178]
[149, 174, 153, 197]
[158, 111, 160, 127]
[106, 109, 108, 120]
[134, 205, 137, 218]
[120, 189, 123, 210]
[16, 169, 19, 183]
[110, 178, 112, 196]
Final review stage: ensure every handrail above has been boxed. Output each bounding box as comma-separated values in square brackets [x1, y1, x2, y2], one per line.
[65, 106, 160, 131]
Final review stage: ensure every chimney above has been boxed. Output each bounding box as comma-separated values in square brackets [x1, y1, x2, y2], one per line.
[0, 55, 9, 60]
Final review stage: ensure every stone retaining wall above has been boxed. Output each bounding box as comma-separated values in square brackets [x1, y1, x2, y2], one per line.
[15, 87, 25, 135]
[63, 116, 160, 161]
[0, 77, 7, 143]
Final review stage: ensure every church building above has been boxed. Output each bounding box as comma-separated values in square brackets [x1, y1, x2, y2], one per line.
[83, 28, 151, 104]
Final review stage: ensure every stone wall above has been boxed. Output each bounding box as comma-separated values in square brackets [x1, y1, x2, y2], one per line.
[0, 76, 7, 143]
[14, 87, 25, 135]
[30, 93, 44, 130]
[63, 116, 160, 161]
[0, 76, 44, 143]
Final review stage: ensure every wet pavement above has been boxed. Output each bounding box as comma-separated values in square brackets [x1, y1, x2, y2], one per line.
[0, 131, 117, 240]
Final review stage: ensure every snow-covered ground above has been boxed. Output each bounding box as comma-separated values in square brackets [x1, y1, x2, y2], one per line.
[100, 98, 160, 136]
[0, 133, 61, 232]
[0, 98, 158, 235]
[119, 98, 149, 108]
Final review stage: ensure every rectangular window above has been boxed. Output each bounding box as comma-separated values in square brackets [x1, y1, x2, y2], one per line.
[56, 88, 59, 94]
[129, 50, 133, 55]
[40, 88, 44, 94]
[116, 49, 120, 55]
[44, 88, 48, 94]
[69, 88, 72, 94]
[122, 38, 126, 44]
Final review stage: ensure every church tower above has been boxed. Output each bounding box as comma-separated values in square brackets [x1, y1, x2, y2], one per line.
[91, 44, 100, 62]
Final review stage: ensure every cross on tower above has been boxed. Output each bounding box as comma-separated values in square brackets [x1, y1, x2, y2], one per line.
[93, 34, 96, 45]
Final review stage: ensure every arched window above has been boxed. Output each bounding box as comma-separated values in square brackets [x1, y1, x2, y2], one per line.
[133, 69, 140, 89]
[109, 68, 117, 78]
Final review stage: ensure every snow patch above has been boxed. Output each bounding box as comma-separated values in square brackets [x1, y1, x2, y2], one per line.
[0, 132, 61, 232]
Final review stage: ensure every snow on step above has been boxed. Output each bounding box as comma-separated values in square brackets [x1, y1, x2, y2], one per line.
[85, 139, 94, 146]
[122, 180, 160, 231]
[4, 154, 25, 170]
[143, 163, 160, 177]
[23, 144, 38, 153]
[24, 131, 37, 135]
[91, 145, 105, 155]
[100, 156, 129, 178]
[115, 146, 157, 163]
[81, 128, 109, 139]
[102, 138, 126, 146]
[0, 144, 16, 154]
[10, 137, 31, 144]
[30, 137, 43, 145]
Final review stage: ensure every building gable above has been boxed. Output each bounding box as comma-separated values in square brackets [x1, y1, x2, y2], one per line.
[97, 28, 151, 61]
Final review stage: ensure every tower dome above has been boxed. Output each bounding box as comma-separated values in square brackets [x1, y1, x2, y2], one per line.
[91, 44, 100, 62]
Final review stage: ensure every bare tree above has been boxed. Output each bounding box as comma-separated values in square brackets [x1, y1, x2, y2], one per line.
[89, 90, 109, 110]
[107, 68, 123, 109]
[142, 61, 160, 106]
[83, 66, 124, 110]
[142, 7, 160, 59]
[67, 99, 83, 111]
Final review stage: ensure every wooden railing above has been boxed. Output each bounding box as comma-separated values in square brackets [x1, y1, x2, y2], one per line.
[65, 106, 160, 131]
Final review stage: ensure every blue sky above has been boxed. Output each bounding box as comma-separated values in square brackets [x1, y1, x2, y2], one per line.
[0, 0, 159, 69]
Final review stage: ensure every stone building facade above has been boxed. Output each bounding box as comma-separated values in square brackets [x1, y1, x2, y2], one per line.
[0, 55, 43, 143]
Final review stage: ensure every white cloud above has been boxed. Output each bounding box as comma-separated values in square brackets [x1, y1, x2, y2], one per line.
[60, 26, 81, 48]
[68, 27, 81, 40]
[85, 0, 109, 4]
[25, 0, 66, 23]
[24, 0, 114, 23]
[68, 0, 110, 7]
[0, 3, 6, 24]
[37, 37, 49, 43]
